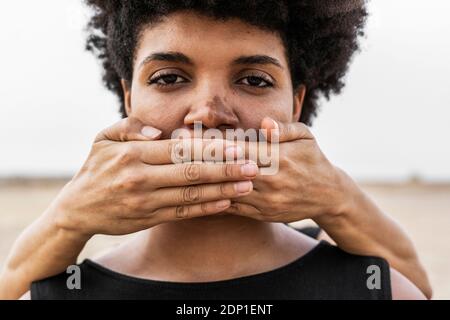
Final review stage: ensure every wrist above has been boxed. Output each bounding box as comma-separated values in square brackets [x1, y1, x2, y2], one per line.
[43, 201, 93, 245]
[313, 166, 361, 228]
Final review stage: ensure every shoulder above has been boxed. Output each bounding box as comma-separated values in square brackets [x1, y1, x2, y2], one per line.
[291, 226, 426, 300]
[303, 242, 392, 299]
[390, 267, 427, 300]
[310, 243, 426, 300]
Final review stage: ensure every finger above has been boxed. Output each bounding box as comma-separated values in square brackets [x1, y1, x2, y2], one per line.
[137, 137, 273, 168]
[151, 180, 254, 207]
[260, 116, 314, 143]
[152, 199, 232, 223]
[94, 117, 162, 143]
[222, 188, 264, 209]
[232, 140, 276, 168]
[143, 161, 259, 188]
[134, 138, 243, 165]
[221, 201, 262, 219]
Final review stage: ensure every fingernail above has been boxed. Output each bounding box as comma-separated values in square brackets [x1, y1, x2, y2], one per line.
[241, 163, 258, 177]
[235, 181, 252, 194]
[225, 145, 243, 159]
[266, 119, 279, 141]
[141, 126, 162, 139]
[216, 199, 231, 209]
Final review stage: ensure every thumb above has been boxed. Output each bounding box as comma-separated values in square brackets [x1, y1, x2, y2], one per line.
[94, 117, 162, 143]
[260, 116, 314, 143]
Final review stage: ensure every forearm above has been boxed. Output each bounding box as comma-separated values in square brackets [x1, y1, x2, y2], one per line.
[314, 172, 432, 298]
[0, 207, 89, 300]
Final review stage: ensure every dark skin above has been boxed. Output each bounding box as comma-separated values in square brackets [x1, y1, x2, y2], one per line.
[1, 11, 429, 299]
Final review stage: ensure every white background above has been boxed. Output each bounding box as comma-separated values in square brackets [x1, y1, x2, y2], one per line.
[1, 0, 449, 181]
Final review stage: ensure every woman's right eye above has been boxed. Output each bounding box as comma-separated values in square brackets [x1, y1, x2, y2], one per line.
[147, 73, 189, 87]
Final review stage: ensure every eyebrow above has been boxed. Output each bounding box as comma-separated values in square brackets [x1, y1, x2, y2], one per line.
[139, 51, 283, 69]
[139, 52, 193, 68]
[232, 55, 283, 69]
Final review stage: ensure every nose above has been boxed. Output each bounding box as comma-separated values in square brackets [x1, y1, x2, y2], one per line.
[184, 90, 239, 131]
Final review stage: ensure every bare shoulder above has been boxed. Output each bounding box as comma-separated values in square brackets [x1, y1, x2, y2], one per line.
[90, 242, 134, 273]
[390, 268, 427, 300]
[89, 233, 145, 275]
[279, 223, 320, 256]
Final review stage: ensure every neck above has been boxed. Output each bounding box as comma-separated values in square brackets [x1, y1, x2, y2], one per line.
[134, 215, 289, 281]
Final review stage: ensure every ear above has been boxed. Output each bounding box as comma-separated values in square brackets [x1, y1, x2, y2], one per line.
[121, 79, 132, 116]
[292, 84, 306, 122]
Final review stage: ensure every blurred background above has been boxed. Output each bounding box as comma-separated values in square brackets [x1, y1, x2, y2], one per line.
[0, 0, 449, 298]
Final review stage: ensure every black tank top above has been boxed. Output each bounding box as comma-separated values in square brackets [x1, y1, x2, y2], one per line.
[30, 240, 392, 300]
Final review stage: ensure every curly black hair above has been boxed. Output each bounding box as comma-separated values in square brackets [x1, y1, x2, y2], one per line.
[85, 0, 367, 125]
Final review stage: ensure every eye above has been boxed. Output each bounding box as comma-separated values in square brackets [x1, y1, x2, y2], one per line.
[147, 72, 189, 87]
[236, 72, 274, 88]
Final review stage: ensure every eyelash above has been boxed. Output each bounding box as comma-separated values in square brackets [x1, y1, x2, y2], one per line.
[237, 72, 274, 88]
[147, 71, 274, 88]
[147, 72, 189, 88]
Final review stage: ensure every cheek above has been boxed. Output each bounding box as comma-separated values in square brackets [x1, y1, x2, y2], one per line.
[129, 90, 187, 139]
[237, 93, 293, 129]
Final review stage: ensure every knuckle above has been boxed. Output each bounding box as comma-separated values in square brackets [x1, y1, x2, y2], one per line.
[282, 176, 297, 191]
[266, 192, 281, 204]
[117, 145, 137, 165]
[219, 183, 230, 197]
[122, 196, 143, 211]
[89, 141, 106, 159]
[285, 158, 297, 172]
[120, 174, 144, 190]
[200, 202, 209, 215]
[175, 205, 189, 219]
[266, 175, 283, 191]
[276, 193, 289, 207]
[169, 140, 187, 162]
[222, 163, 235, 178]
[271, 194, 289, 211]
[111, 170, 144, 192]
[182, 185, 201, 203]
[183, 164, 201, 182]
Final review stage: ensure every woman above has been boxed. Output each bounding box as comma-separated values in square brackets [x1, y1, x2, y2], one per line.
[0, 0, 430, 299]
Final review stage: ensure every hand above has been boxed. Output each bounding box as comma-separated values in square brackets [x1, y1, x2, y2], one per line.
[223, 117, 352, 223]
[47, 117, 259, 238]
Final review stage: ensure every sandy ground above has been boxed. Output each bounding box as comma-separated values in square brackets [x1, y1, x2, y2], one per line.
[0, 178, 449, 299]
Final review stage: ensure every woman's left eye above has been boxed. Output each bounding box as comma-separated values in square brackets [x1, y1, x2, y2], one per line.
[237, 75, 274, 88]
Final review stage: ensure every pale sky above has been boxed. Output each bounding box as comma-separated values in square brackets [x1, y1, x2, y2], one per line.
[1, 0, 449, 181]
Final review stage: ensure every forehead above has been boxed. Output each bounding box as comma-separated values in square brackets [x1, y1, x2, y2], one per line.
[134, 10, 288, 68]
